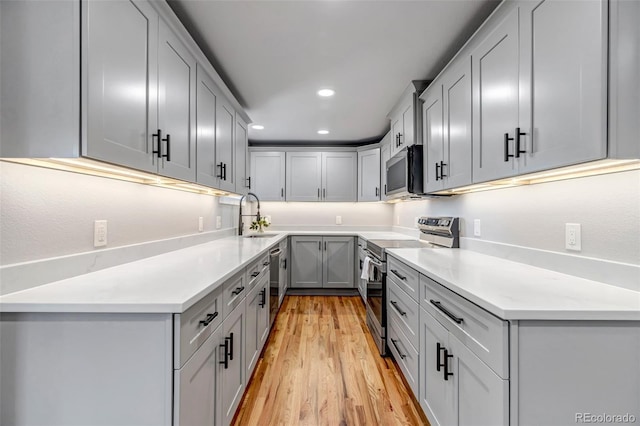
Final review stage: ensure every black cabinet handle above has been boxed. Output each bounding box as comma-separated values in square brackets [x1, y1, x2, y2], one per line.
[281, 188, 284, 198]
[162, 134, 171, 161]
[440, 161, 447, 178]
[375, 187, 379, 197]
[515, 127, 527, 157]
[219, 338, 229, 369]
[246, 177, 251, 189]
[283, 258, 287, 270]
[384, 184, 387, 195]
[231, 286, 245, 296]
[152, 129, 162, 157]
[263, 261, 269, 267]
[436, 342, 444, 372]
[324, 241, 327, 251]
[390, 338, 406, 359]
[323, 188, 326, 199]
[199, 311, 219, 327]
[228, 332, 234, 361]
[217, 162, 224, 179]
[443, 348, 454, 380]
[398, 133, 403, 146]
[390, 300, 407, 316]
[318, 241, 321, 251]
[430, 300, 464, 324]
[259, 289, 266, 308]
[317, 188, 320, 199]
[250, 271, 260, 278]
[359, 259, 363, 270]
[504, 133, 514, 162]
[435, 162, 440, 181]
[223, 163, 227, 181]
[390, 269, 407, 281]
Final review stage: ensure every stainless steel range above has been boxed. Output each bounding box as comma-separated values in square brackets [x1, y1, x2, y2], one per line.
[364, 217, 460, 356]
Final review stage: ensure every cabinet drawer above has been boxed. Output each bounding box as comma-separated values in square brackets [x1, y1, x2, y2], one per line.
[421, 274, 509, 378]
[387, 279, 419, 351]
[174, 285, 223, 369]
[222, 269, 247, 319]
[388, 313, 419, 398]
[246, 253, 269, 290]
[387, 256, 420, 301]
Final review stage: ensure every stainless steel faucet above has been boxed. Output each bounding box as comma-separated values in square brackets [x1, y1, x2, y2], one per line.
[238, 192, 261, 236]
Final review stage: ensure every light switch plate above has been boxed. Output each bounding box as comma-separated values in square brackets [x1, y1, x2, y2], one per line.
[474, 219, 481, 237]
[94, 220, 107, 247]
[565, 223, 581, 251]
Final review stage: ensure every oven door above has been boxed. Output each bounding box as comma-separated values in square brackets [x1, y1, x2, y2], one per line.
[365, 259, 387, 355]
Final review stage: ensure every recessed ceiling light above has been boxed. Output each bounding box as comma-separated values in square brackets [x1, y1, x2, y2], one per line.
[251, 124, 264, 130]
[317, 89, 335, 97]
[317, 130, 330, 135]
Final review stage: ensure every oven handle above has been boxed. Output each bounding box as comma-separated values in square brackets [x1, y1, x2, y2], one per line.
[363, 250, 383, 266]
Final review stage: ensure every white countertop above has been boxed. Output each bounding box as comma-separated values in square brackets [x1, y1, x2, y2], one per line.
[387, 248, 640, 321]
[0, 231, 411, 314]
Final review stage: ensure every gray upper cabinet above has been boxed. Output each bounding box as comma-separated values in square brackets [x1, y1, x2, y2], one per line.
[290, 236, 324, 288]
[423, 57, 472, 193]
[157, 19, 196, 182]
[471, 6, 520, 183]
[358, 148, 381, 201]
[286, 152, 322, 201]
[250, 151, 286, 201]
[473, 0, 608, 183]
[323, 236, 355, 288]
[388, 81, 429, 158]
[216, 96, 236, 192]
[235, 115, 250, 195]
[518, 0, 607, 173]
[322, 152, 357, 202]
[84, 0, 158, 174]
[195, 66, 219, 187]
[380, 132, 392, 200]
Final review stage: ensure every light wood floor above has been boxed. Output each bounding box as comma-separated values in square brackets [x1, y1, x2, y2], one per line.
[233, 296, 429, 426]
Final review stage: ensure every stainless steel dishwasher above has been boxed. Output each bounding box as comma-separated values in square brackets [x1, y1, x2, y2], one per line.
[269, 247, 281, 326]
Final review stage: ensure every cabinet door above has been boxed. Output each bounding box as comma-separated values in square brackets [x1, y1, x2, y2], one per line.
[322, 152, 357, 202]
[423, 84, 444, 193]
[518, 0, 607, 173]
[174, 326, 221, 426]
[419, 308, 454, 426]
[85, 0, 158, 173]
[286, 152, 322, 202]
[244, 284, 260, 379]
[380, 133, 391, 200]
[401, 102, 415, 149]
[449, 335, 509, 426]
[235, 115, 249, 195]
[195, 66, 218, 187]
[442, 57, 473, 190]
[358, 148, 381, 201]
[472, 6, 520, 183]
[157, 20, 196, 182]
[323, 237, 354, 288]
[390, 116, 402, 157]
[257, 277, 270, 347]
[250, 152, 286, 201]
[219, 302, 245, 426]
[216, 96, 235, 192]
[290, 236, 323, 288]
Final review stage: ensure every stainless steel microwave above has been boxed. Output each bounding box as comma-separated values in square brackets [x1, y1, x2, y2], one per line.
[385, 145, 424, 198]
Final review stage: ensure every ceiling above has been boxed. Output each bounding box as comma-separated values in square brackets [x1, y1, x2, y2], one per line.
[168, 0, 500, 146]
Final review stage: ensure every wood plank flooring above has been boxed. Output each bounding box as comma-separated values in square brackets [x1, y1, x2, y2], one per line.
[233, 296, 429, 426]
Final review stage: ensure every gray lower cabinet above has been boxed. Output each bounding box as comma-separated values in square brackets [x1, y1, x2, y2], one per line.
[245, 272, 269, 378]
[290, 236, 354, 288]
[279, 239, 289, 305]
[219, 299, 246, 426]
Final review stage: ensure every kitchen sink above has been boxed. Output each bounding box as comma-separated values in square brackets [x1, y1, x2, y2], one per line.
[243, 234, 275, 238]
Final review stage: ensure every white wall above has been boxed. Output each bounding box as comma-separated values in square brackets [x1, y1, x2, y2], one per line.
[393, 170, 640, 265]
[0, 162, 238, 265]
[260, 201, 393, 230]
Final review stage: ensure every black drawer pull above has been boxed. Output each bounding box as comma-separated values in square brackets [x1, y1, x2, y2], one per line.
[217, 162, 224, 179]
[436, 342, 445, 372]
[199, 311, 219, 327]
[440, 161, 447, 178]
[390, 300, 407, 316]
[259, 289, 266, 308]
[390, 269, 407, 281]
[430, 300, 464, 324]
[228, 332, 234, 361]
[250, 271, 260, 278]
[263, 261, 269, 266]
[219, 338, 229, 369]
[435, 162, 440, 181]
[152, 129, 162, 157]
[443, 348, 454, 381]
[515, 127, 527, 157]
[232, 286, 245, 296]
[162, 133, 171, 161]
[246, 176, 251, 189]
[390, 338, 406, 359]
[504, 132, 514, 162]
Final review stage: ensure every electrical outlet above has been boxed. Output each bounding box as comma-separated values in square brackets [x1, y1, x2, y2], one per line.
[474, 219, 481, 237]
[565, 223, 581, 251]
[94, 220, 108, 247]
[216, 216, 222, 229]
[336, 215, 342, 225]
[198, 217, 204, 232]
